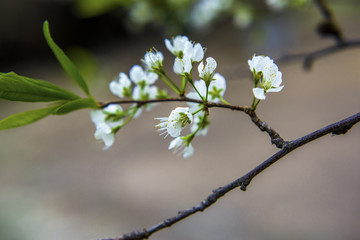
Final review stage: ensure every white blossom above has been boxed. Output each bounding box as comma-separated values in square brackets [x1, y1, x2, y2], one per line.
[166, 35, 204, 63]
[173, 56, 192, 75]
[186, 73, 226, 103]
[155, 107, 193, 138]
[143, 50, 164, 71]
[165, 35, 189, 57]
[190, 113, 209, 136]
[90, 104, 124, 149]
[183, 41, 204, 62]
[109, 73, 132, 98]
[129, 65, 158, 86]
[168, 137, 194, 159]
[208, 73, 226, 101]
[249, 55, 284, 100]
[198, 57, 217, 83]
[248, 55, 274, 74]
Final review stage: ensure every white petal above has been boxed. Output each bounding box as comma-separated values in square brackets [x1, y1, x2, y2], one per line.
[168, 137, 182, 150]
[90, 110, 106, 124]
[194, 80, 207, 96]
[267, 85, 284, 92]
[109, 81, 122, 98]
[182, 144, 194, 159]
[165, 39, 174, 53]
[198, 61, 204, 76]
[146, 72, 158, 85]
[204, 57, 217, 73]
[253, 88, 266, 100]
[192, 43, 204, 62]
[132, 85, 141, 100]
[103, 104, 122, 114]
[173, 58, 184, 74]
[129, 65, 145, 84]
[211, 73, 226, 91]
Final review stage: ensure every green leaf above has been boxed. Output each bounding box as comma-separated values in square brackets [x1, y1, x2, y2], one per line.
[0, 106, 59, 131]
[53, 97, 98, 115]
[43, 21, 91, 96]
[0, 72, 80, 102]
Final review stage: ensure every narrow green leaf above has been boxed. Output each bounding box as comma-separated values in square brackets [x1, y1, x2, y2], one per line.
[0, 72, 80, 102]
[0, 106, 59, 131]
[43, 21, 91, 96]
[53, 97, 98, 115]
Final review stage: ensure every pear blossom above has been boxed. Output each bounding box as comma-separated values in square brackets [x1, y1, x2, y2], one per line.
[186, 73, 226, 103]
[155, 107, 193, 138]
[249, 55, 284, 100]
[129, 65, 158, 87]
[168, 137, 194, 159]
[173, 56, 192, 75]
[248, 55, 274, 75]
[165, 36, 190, 58]
[198, 57, 217, 83]
[183, 41, 204, 62]
[109, 73, 132, 98]
[166, 35, 204, 63]
[143, 50, 164, 71]
[93, 122, 114, 149]
[90, 104, 124, 149]
[190, 113, 210, 136]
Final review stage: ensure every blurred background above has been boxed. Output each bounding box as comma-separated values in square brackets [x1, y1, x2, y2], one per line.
[0, 0, 360, 239]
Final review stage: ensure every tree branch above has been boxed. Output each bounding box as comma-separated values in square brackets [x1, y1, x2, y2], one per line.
[278, 39, 360, 70]
[313, 0, 344, 43]
[99, 112, 360, 240]
[100, 98, 285, 148]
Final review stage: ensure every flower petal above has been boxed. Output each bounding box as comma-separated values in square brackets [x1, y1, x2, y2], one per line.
[253, 87, 266, 100]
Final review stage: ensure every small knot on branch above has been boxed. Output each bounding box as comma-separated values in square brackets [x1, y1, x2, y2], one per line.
[240, 178, 251, 191]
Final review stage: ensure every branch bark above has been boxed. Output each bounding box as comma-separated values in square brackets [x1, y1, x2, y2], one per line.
[100, 112, 360, 240]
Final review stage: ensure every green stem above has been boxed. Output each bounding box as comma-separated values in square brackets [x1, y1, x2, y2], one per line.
[188, 78, 206, 103]
[159, 71, 181, 95]
[191, 107, 204, 115]
[251, 99, 261, 111]
[220, 96, 230, 105]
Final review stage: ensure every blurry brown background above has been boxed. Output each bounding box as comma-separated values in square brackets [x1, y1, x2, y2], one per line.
[0, 1, 360, 240]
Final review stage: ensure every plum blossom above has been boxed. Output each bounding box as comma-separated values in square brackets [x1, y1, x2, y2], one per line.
[173, 56, 192, 75]
[142, 50, 164, 71]
[155, 107, 193, 138]
[168, 137, 194, 159]
[165, 35, 190, 58]
[90, 104, 124, 149]
[190, 113, 209, 136]
[248, 55, 284, 100]
[129, 65, 158, 87]
[109, 73, 132, 98]
[198, 57, 217, 84]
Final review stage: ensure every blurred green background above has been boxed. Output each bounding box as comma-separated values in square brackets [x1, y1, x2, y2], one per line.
[0, 0, 360, 239]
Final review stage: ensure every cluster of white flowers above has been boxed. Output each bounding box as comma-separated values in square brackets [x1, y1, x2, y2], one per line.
[90, 35, 283, 159]
[90, 104, 124, 149]
[248, 55, 283, 101]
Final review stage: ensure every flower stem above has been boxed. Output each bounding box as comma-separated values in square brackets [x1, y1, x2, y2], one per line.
[251, 98, 261, 110]
[158, 71, 181, 95]
[220, 96, 230, 105]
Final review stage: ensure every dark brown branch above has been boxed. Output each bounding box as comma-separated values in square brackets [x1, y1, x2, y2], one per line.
[100, 97, 248, 112]
[99, 112, 360, 240]
[278, 39, 360, 70]
[313, 0, 344, 43]
[100, 98, 284, 147]
[246, 110, 286, 148]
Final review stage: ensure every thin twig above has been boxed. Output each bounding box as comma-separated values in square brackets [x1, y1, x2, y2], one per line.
[99, 112, 360, 240]
[313, 0, 344, 43]
[278, 39, 360, 70]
